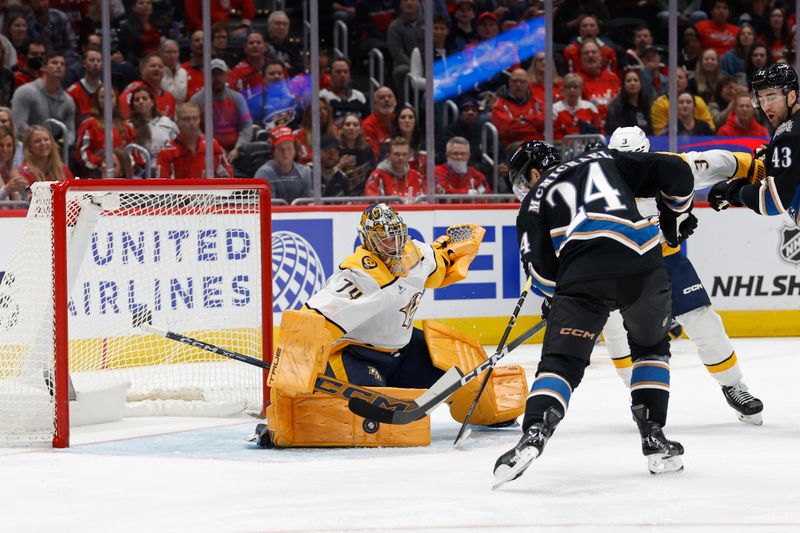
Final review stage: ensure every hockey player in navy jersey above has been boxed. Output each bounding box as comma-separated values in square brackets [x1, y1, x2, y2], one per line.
[493, 141, 697, 488]
[710, 63, 800, 226]
[603, 126, 764, 425]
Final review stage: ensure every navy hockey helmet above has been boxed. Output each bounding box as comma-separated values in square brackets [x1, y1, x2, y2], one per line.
[750, 63, 800, 108]
[508, 141, 561, 202]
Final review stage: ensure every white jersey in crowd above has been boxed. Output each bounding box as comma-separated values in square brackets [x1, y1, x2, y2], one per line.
[305, 240, 444, 352]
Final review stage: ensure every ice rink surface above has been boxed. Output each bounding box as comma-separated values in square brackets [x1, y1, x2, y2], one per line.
[2, 337, 799, 533]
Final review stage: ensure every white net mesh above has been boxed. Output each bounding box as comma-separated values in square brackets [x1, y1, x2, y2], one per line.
[0, 182, 268, 446]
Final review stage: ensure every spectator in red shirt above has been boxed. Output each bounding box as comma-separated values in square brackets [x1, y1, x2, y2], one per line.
[758, 7, 790, 62]
[491, 68, 544, 147]
[435, 136, 491, 195]
[156, 102, 232, 179]
[553, 73, 603, 140]
[527, 51, 562, 105]
[119, 53, 177, 120]
[365, 136, 425, 198]
[184, 0, 255, 36]
[182, 31, 205, 101]
[717, 92, 769, 137]
[362, 86, 396, 158]
[562, 14, 618, 74]
[18, 124, 73, 183]
[228, 31, 268, 118]
[189, 59, 253, 160]
[66, 48, 101, 125]
[694, 0, 739, 57]
[75, 86, 137, 178]
[14, 39, 45, 89]
[577, 39, 620, 124]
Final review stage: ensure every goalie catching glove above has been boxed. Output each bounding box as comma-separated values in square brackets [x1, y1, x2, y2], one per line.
[431, 224, 486, 287]
[657, 197, 698, 247]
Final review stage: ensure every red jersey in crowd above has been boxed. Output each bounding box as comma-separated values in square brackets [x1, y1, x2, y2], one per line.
[694, 19, 739, 56]
[182, 62, 205, 101]
[18, 163, 74, 185]
[491, 91, 544, 146]
[75, 117, 137, 170]
[434, 163, 491, 195]
[757, 35, 789, 62]
[156, 135, 232, 179]
[553, 99, 603, 140]
[530, 81, 563, 106]
[14, 69, 36, 89]
[66, 80, 98, 125]
[562, 39, 618, 74]
[119, 81, 177, 119]
[716, 113, 769, 138]
[227, 60, 264, 103]
[184, 0, 256, 34]
[578, 69, 620, 122]
[362, 113, 394, 158]
[364, 162, 425, 197]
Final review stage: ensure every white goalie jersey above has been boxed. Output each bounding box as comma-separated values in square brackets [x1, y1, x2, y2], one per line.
[304, 241, 446, 352]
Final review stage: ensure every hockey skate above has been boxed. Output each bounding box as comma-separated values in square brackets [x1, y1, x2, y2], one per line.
[631, 405, 684, 475]
[492, 408, 562, 490]
[246, 423, 275, 448]
[722, 382, 764, 425]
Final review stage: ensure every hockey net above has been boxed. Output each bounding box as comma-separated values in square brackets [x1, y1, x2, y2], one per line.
[0, 180, 272, 447]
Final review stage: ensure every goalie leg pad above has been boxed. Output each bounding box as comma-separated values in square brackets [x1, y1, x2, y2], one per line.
[447, 364, 527, 425]
[422, 320, 528, 426]
[266, 388, 430, 447]
[267, 310, 333, 397]
[677, 305, 742, 387]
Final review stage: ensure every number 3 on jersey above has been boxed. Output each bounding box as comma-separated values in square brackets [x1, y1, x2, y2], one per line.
[772, 146, 792, 168]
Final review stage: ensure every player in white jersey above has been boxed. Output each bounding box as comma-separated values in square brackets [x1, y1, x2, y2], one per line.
[604, 126, 764, 424]
[262, 203, 528, 448]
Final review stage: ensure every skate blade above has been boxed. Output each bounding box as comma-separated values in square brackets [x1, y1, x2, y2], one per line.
[491, 447, 539, 490]
[737, 412, 763, 426]
[648, 454, 684, 475]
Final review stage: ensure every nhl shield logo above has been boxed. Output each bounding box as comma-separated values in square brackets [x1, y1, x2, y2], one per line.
[778, 225, 800, 265]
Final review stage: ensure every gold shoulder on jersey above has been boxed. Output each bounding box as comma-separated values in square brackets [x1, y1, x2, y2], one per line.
[339, 246, 397, 286]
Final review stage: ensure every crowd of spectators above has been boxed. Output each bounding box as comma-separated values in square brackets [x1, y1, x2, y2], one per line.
[0, 0, 791, 205]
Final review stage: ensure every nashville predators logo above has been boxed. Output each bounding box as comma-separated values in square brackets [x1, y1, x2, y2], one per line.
[399, 292, 423, 329]
[367, 366, 383, 382]
[362, 256, 378, 269]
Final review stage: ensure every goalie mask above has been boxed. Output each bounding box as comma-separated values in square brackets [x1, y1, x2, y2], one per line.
[608, 126, 650, 153]
[358, 203, 420, 276]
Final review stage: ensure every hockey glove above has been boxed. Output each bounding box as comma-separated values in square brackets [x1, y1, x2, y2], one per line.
[541, 297, 552, 320]
[657, 200, 698, 247]
[709, 179, 746, 212]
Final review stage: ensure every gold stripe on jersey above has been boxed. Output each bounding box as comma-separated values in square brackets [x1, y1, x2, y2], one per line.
[705, 351, 738, 374]
[339, 246, 397, 287]
[425, 245, 449, 289]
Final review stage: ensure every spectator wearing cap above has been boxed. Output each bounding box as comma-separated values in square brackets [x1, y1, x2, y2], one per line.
[156, 102, 232, 179]
[182, 31, 206, 102]
[716, 91, 769, 137]
[576, 40, 620, 124]
[562, 14, 617, 74]
[254, 126, 312, 203]
[266, 11, 304, 77]
[160, 40, 188, 104]
[320, 58, 370, 126]
[491, 68, 544, 147]
[24, 0, 78, 69]
[362, 86, 396, 158]
[449, 0, 478, 51]
[552, 73, 602, 140]
[436, 96, 484, 172]
[435, 136, 491, 195]
[638, 46, 669, 100]
[650, 66, 714, 134]
[605, 69, 653, 135]
[228, 31, 267, 115]
[364, 136, 425, 198]
[694, 0, 739, 57]
[189, 59, 253, 161]
[119, 53, 177, 120]
[387, 0, 425, 93]
[313, 133, 349, 197]
[66, 48, 102, 126]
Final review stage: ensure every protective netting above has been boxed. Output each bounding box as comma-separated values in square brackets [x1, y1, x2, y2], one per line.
[0, 182, 268, 445]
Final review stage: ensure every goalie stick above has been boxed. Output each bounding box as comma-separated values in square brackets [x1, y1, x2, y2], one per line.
[348, 317, 547, 425]
[452, 276, 533, 448]
[131, 310, 418, 414]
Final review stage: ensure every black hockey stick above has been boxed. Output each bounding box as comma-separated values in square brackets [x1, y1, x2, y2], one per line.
[348, 317, 547, 425]
[452, 276, 533, 447]
[131, 310, 418, 413]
